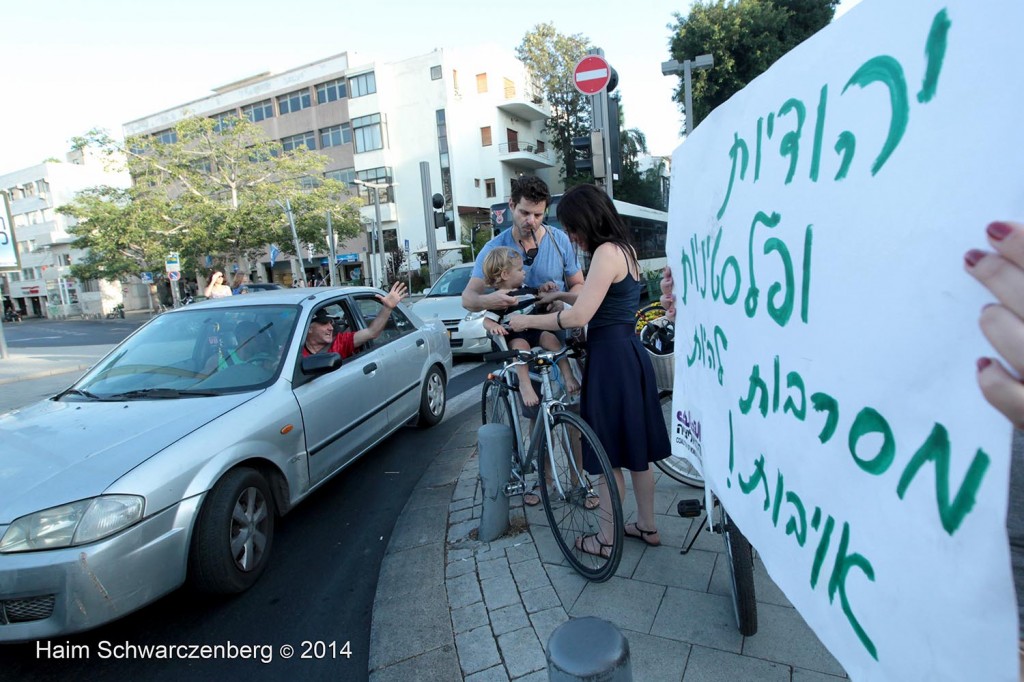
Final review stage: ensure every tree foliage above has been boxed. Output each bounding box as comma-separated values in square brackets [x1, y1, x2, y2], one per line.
[612, 100, 667, 210]
[62, 116, 363, 282]
[668, 0, 838, 130]
[517, 24, 592, 182]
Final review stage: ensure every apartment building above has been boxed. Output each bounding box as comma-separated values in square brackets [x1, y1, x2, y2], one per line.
[123, 46, 557, 287]
[1, 149, 130, 318]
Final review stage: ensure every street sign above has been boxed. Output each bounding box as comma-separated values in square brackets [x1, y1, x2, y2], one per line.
[573, 55, 611, 95]
[0, 192, 20, 272]
[165, 252, 180, 273]
[141, 272, 154, 283]
[168, 271, 181, 282]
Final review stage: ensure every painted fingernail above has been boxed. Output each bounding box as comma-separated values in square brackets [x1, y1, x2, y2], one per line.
[964, 249, 986, 267]
[977, 357, 993, 372]
[987, 222, 1013, 241]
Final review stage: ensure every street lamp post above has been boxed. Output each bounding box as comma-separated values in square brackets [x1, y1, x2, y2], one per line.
[353, 179, 397, 288]
[661, 54, 714, 136]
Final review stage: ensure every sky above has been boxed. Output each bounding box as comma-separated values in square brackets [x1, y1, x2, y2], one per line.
[1, 0, 862, 172]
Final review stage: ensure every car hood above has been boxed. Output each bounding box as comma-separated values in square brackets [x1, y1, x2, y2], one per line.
[412, 296, 475, 320]
[0, 394, 254, 523]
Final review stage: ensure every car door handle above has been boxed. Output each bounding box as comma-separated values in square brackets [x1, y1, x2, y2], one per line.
[416, 339, 425, 347]
[363, 362, 378, 375]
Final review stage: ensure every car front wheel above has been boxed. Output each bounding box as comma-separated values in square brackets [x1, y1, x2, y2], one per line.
[417, 365, 446, 428]
[188, 467, 275, 594]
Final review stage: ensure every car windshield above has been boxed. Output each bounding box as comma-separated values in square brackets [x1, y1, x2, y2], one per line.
[425, 267, 473, 298]
[68, 305, 300, 400]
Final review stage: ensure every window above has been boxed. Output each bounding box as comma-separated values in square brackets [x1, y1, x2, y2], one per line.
[453, 70, 460, 94]
[319, 123, 352, 148]
[476, 73, 487, 93]
[430, 65, 442, 80]
[325, 168, 357, 187]
[503, 78, 515, 99]
[155, 129, 178, 144]
[352, 114, 383, 153]
[277, 88, 312, 115]
[36, 179, 50, 195]
[211, 110, 237, 132]
[242, 99, 274, 122]
[349, 72, 376, 98]
[316, 78, 347, 104]
[354, 295, 414, 345]
[8, 271, 20, 282]
[281, 131, 316, 152]
[474, 179, 480, 188]
[480, 127, 492, 147]
[355, 167, 394, 203]
[485, 179, 496, 198]
[299, 176, 320, 190]
[536, 140, 545, 153]
[7, 187, 23, 200]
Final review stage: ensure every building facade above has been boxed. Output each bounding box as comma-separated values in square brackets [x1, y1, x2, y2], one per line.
[1, 149, 130, 318]
[123, 46, 558, 288]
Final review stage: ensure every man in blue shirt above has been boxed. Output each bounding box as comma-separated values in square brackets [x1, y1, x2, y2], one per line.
[462, 176, 584, 314]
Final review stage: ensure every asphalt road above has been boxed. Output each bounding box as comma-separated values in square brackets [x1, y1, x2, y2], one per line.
[0, 319, 490, 682]
[1, 316, 145, 348]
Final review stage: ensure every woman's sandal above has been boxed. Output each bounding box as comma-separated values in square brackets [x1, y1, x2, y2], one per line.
[523, 484, 542, 506]
[624, 523, 661, 547]
[575, 533, 613, 559]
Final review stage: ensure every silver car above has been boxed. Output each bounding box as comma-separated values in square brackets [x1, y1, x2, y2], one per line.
[0, 287, 451, 641]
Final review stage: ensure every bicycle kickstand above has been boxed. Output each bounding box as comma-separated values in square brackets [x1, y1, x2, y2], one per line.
[677, 498, 705, 555]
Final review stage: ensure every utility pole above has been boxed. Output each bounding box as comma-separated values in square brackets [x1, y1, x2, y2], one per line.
[661, 54, 714, 136]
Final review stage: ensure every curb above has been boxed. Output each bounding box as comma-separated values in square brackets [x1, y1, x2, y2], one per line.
[0, 364, 92, 386]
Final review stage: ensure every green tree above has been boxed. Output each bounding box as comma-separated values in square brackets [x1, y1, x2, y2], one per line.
[517, 23, 593, 183]
[668, 0, 838, 130]
[611, 99, 666, 210]
[62, 116, 363, 282]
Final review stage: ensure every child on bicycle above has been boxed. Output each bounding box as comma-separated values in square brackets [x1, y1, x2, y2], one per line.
[481, 247, 580, 407]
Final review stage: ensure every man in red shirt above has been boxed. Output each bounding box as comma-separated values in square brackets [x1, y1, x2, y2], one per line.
[302, 282, 408, 358]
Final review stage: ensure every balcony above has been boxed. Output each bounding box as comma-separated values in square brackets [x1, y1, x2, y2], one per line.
[497, 141, 555, 170]
[358, 201, 398, 224]
[496, 98, 550, 122]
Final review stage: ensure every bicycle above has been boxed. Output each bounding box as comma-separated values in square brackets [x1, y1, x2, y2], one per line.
[481, 344, 624, 582]
[639, 315, 757, 635]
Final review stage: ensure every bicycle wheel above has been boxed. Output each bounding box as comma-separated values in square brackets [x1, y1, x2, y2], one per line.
[481, 378, 514, 431]
[654, 390, 705, 487]
[539, 410, 623, 582]
[723, 513, 758, 636]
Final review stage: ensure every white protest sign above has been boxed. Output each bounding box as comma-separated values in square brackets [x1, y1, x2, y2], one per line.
[0, 193, 19, 271]
[666, 1, 1022, 680]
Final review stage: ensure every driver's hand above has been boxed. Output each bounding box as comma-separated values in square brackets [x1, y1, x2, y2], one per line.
[487, 289, 518, 309]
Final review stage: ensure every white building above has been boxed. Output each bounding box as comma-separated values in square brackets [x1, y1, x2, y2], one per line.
[123, 46, 559, 288]
[1, 149, 130, 318]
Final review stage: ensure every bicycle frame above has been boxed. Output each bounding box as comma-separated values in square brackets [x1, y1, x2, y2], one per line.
[490, 348, 571, 499]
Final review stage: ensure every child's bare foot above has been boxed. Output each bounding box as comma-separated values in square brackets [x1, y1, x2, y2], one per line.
[520, 384, 539, 407]
[564, 375, 580, 396]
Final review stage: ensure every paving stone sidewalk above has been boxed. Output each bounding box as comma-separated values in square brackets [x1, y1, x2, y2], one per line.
[368, 405, 849, 681]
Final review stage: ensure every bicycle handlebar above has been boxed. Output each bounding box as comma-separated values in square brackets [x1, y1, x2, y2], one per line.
[482, 345, 575, 367]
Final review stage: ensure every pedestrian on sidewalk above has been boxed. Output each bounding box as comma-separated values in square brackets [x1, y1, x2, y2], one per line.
[509, 183, 671, 558]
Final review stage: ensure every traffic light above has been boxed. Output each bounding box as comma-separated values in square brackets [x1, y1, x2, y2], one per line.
[572, 132, 606, 178]
[431, 192, 455, 241]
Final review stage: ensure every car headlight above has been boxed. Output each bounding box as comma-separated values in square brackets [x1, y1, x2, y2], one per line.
[0, 495, 145, 553]
[463, 311, 486, 322]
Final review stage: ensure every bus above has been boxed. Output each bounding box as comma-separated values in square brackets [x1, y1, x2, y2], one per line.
[489, 194, 669, 276]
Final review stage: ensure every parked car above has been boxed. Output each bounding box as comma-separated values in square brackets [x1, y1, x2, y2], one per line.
[0, 287, 451, 642]
[411, 263, 493, 356]
[243, 282, 284, 293]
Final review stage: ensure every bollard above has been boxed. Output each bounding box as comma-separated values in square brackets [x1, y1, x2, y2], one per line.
[478, 423, 513, 542]
[547, 617, 632, 682]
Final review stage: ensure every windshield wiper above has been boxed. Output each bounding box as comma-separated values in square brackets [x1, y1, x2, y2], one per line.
[103, 388, 222, 400]
[55, 388, 102, 401]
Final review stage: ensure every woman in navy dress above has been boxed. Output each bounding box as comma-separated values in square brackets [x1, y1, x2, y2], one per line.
[509, 184, 671, 558]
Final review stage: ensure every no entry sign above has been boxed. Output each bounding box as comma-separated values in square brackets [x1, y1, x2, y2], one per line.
[573, 55, 611, 96]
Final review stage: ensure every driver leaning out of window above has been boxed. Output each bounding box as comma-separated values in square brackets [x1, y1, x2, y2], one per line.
[302, 282, 408, 359]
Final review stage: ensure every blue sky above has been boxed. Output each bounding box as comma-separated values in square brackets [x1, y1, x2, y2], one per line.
[2, 0, 860, 171]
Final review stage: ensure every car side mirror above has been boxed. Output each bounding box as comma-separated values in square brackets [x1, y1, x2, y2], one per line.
[301, 352, 343, 376]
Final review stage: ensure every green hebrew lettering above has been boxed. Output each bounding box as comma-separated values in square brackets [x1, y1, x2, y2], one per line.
[738, 454, 771, 511]
[778, 98, 806, 184]
[784, 371, 807, 420]
[784, 491, 808, 546]
[833, 131, 856, 181]
[739, 363, 768, 417]
[843, 56, 909, 176]
[896, 424, 991, 535]
[745, 211, 782, 319]
[810, 85, 828, 182]
[810, 514, 835, 589]
[811, 392, 840, 443]
[717, 132, 749, 220]
[849, 407, 896, 476]
[917, 9, 951, 104]
[765, 237, 795, 327]
[828, 522, 878, 660]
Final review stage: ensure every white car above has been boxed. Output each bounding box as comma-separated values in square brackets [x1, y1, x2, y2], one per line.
[412, 263, 493, 356]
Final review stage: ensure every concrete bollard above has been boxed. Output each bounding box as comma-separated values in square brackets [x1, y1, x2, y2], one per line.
[478, 423, 513, 542]
[547, 617, 632, 681]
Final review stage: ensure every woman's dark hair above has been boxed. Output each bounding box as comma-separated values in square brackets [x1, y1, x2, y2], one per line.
[555, 184, 637, 269]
